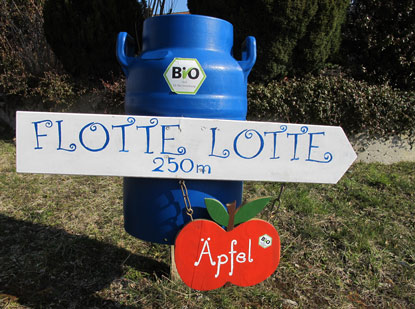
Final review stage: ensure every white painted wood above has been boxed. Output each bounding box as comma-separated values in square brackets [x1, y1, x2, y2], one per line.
[16, 111, 357, 184]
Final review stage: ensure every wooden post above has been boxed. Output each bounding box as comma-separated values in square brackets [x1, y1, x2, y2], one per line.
[170, 245, 180, 281]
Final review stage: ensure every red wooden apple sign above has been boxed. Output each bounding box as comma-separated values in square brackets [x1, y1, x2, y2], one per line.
[174, 197, 281, 291]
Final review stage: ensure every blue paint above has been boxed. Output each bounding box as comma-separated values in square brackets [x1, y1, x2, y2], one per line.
[79, 122, 110, 152]
[161, 124, 186, 155]
[112, 117, 135, 152]
[30, 117, 334, 166]
[180, 158, 194, 173]
[136, 118, 158, 154]
[264, 125, 287, 159]
[307, 132, 333, 163]
[32, 120, 52, 150]
[168, 157, 180, 173]
[117, 14, 255, 244]
[152, 157, 164, 172]
[209, 127, 230, 158]
[151, 156, 210, 175]
[287, 126, 308, 161]
[56, 120, 76, 152]
[233, 129, 264, 159]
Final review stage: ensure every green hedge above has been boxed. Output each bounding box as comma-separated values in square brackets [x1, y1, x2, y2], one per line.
[248, 68, 415, 143]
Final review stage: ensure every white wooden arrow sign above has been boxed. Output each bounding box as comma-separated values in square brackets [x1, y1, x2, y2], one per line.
[16, 111, 356, 184]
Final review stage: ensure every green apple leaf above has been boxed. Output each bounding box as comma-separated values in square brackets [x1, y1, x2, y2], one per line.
[204, 198, 229, 226]
[234, 197, 272, 225]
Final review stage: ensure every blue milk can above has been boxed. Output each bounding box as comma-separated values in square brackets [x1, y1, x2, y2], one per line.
[117, 14, 256, 244]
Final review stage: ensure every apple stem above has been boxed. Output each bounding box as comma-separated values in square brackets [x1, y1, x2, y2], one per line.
[226, 201, 236, 231]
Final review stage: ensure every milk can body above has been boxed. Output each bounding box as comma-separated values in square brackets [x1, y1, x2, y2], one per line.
[117, 14, 256, 244]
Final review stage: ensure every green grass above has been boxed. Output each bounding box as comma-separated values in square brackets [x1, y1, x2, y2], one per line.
[1, 139, 414, 308]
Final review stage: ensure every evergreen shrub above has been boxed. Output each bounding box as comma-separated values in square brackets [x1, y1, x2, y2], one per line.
[43, 0, 145, 80]
[341, 0, 415, 90]
[188, 0, 349, 83]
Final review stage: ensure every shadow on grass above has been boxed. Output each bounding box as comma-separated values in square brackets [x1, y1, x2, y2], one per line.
[0, 214, 169, 308]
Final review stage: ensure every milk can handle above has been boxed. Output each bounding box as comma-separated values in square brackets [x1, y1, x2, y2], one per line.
[116, 32, 137, 76]
[238, 36, 257, 81]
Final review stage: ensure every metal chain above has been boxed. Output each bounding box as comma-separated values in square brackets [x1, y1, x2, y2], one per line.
[179, 180, 193, 221]
[268, 183, 285, 221]
[179, 180, 284, 222]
